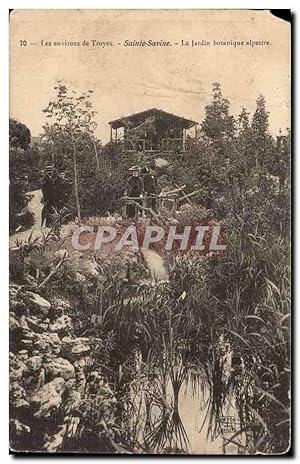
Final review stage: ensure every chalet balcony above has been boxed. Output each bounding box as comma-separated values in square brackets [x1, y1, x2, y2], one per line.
[113, 137, 197, 154]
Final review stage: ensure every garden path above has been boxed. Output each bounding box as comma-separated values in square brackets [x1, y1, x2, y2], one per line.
[141, 248, 169, 282]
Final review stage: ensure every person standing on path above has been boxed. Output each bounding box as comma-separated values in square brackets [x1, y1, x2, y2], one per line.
[141, 166, 158, 211]
[125, 166, 144, 219]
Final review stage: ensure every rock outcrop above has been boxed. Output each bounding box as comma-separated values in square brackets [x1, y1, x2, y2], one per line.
[9, 286, 95, 451]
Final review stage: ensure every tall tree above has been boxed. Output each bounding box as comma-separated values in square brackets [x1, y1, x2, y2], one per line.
[237, 107, 250, 133]
[250, 95, 274, 170]
[251, 95, 269, 135]
[42, 83, 98, 222]
[201, 82, 236, 141]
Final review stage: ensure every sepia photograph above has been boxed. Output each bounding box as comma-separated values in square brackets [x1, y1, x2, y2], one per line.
[9, 9, 291, 455]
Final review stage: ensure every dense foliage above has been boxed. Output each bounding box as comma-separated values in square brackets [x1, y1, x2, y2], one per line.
[9, 120, 36, 233]
[9, 83, 291, 454]
[10, 119, 31, 151]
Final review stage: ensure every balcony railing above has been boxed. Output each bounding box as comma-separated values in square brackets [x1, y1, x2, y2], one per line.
[115, 137, 197, 153]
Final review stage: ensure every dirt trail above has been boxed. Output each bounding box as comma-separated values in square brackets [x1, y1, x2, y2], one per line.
[9, 189, 43, 248]
[141, 248, 169, 282]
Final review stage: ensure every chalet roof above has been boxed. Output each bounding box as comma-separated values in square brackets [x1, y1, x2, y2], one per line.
[108, 108, 198, 130]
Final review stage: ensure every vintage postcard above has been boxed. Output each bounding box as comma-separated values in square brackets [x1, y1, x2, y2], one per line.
[9, 9, 291, 455]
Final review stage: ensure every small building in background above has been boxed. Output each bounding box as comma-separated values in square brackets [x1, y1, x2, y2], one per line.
[108, 108, 198, 153]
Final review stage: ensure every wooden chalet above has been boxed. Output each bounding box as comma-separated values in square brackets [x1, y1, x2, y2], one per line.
[108, 108, 198, 153]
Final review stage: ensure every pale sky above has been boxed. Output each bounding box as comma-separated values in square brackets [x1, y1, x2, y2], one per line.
[10, 10, 291, 142]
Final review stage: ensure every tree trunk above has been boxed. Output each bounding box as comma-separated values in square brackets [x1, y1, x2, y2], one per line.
[71, 131, 81, 222]
[92, 138, 100, 173]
